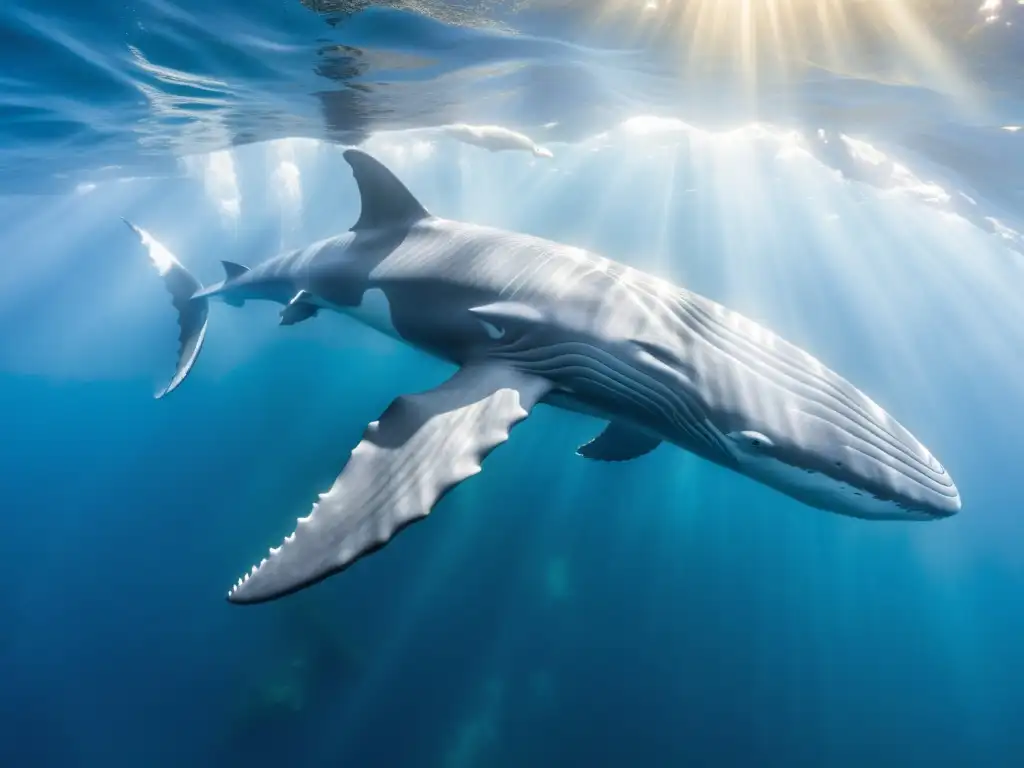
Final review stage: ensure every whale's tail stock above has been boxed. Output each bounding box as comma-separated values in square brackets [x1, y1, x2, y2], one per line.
[122, 218, 209, 398]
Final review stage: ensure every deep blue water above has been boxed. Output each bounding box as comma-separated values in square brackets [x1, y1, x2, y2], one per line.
[3, 2, 1024, 766]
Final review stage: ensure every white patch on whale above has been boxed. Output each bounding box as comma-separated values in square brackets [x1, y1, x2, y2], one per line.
[479, 319, 505, 339]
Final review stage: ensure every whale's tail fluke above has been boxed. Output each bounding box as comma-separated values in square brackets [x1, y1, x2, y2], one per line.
[122, 218, 209, 399]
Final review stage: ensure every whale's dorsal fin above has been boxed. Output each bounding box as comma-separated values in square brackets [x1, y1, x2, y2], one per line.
[221, 260, 249, 280]
[343, 149, 431, 231]
[577, 422, 662, 462]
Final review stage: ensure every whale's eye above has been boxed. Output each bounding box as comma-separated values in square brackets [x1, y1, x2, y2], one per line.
[477, 319, 506, 340]
[729, 430, 774, 451]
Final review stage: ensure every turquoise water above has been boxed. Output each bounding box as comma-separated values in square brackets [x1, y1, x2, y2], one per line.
[2, 2, 1024, 766]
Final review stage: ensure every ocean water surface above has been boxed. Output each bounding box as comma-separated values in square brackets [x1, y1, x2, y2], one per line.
[2, 1, 1024, 766]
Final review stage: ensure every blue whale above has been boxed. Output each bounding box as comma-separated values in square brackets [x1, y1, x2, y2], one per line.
[126, 148, 960, 604]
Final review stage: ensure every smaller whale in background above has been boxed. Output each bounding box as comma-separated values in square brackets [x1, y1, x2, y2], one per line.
[125, 149, 960, 606]
[442, 123, 554, 158]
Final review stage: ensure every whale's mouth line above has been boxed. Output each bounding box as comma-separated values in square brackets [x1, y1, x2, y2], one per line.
[659, 292, 949, 483]
[837, 441, 959, 504]
[729, 434, 959, 521]
[784, 405, 957, 496]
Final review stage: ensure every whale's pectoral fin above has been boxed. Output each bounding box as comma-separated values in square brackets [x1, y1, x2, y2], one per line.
[227, 364, 552, 604]
[280, 291, 319, 326]
[577, 422, 662, 462]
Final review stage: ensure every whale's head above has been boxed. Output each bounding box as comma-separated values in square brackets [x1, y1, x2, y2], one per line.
[721, 415, 960, 521]
[696, 315, 961, 521]
[465, 273, 960, 521]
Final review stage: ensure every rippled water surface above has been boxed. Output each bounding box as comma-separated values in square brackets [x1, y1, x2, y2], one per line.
[4, 1, 1023, 195]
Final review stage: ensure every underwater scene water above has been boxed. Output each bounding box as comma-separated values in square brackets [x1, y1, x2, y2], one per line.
[2, 1, 1024, 766]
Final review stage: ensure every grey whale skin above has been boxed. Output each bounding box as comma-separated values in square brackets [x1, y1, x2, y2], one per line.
[126, 149, 961, 605]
